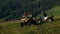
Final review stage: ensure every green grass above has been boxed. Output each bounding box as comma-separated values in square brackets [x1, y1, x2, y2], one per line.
[46, 6, 60, 16]
[0, 18, 60, 34]
[0, 6, 60, 34]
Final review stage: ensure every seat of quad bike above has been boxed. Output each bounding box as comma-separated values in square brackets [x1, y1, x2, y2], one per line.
[41, 16, 49, 21]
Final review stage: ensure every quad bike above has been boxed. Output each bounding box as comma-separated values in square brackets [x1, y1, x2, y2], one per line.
[36, 15, 54, 24]
[20, 12, 39, 27]
[20, 17, 38, 27]
[40, 15, 54, 23]
[36, 11, 54, 23]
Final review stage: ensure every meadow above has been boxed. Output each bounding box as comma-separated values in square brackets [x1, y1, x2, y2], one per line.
[0, 6, 60, 34]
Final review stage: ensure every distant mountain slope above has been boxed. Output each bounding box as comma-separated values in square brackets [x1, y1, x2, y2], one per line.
[0, 0, 60, 21]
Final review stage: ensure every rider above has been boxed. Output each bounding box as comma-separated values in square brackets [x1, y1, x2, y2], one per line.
[42, 11, 47, 17]
[22, 12, 32, 18]
[41, 11, 47, 21]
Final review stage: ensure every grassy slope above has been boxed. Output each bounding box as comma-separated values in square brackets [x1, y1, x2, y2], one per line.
[46, 6, 60, 16]
[0, 7, 60, 34]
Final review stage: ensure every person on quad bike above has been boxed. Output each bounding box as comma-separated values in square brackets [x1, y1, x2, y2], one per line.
[22, 12, 32, 18]
[42, 11, 47, 17]
[41, 11, 47, 21]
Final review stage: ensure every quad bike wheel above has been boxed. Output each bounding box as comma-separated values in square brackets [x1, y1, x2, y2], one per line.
[20, 22, 24, 27]
[47, 17, 53, 22]
[20, 22, 28, 27]
[48, 18, 52, 22]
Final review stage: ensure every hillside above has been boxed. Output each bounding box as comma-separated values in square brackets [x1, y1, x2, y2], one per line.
[0, 0, 60, 21]
[46, 6, 60, 16]
[0, 7, 60, 34]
